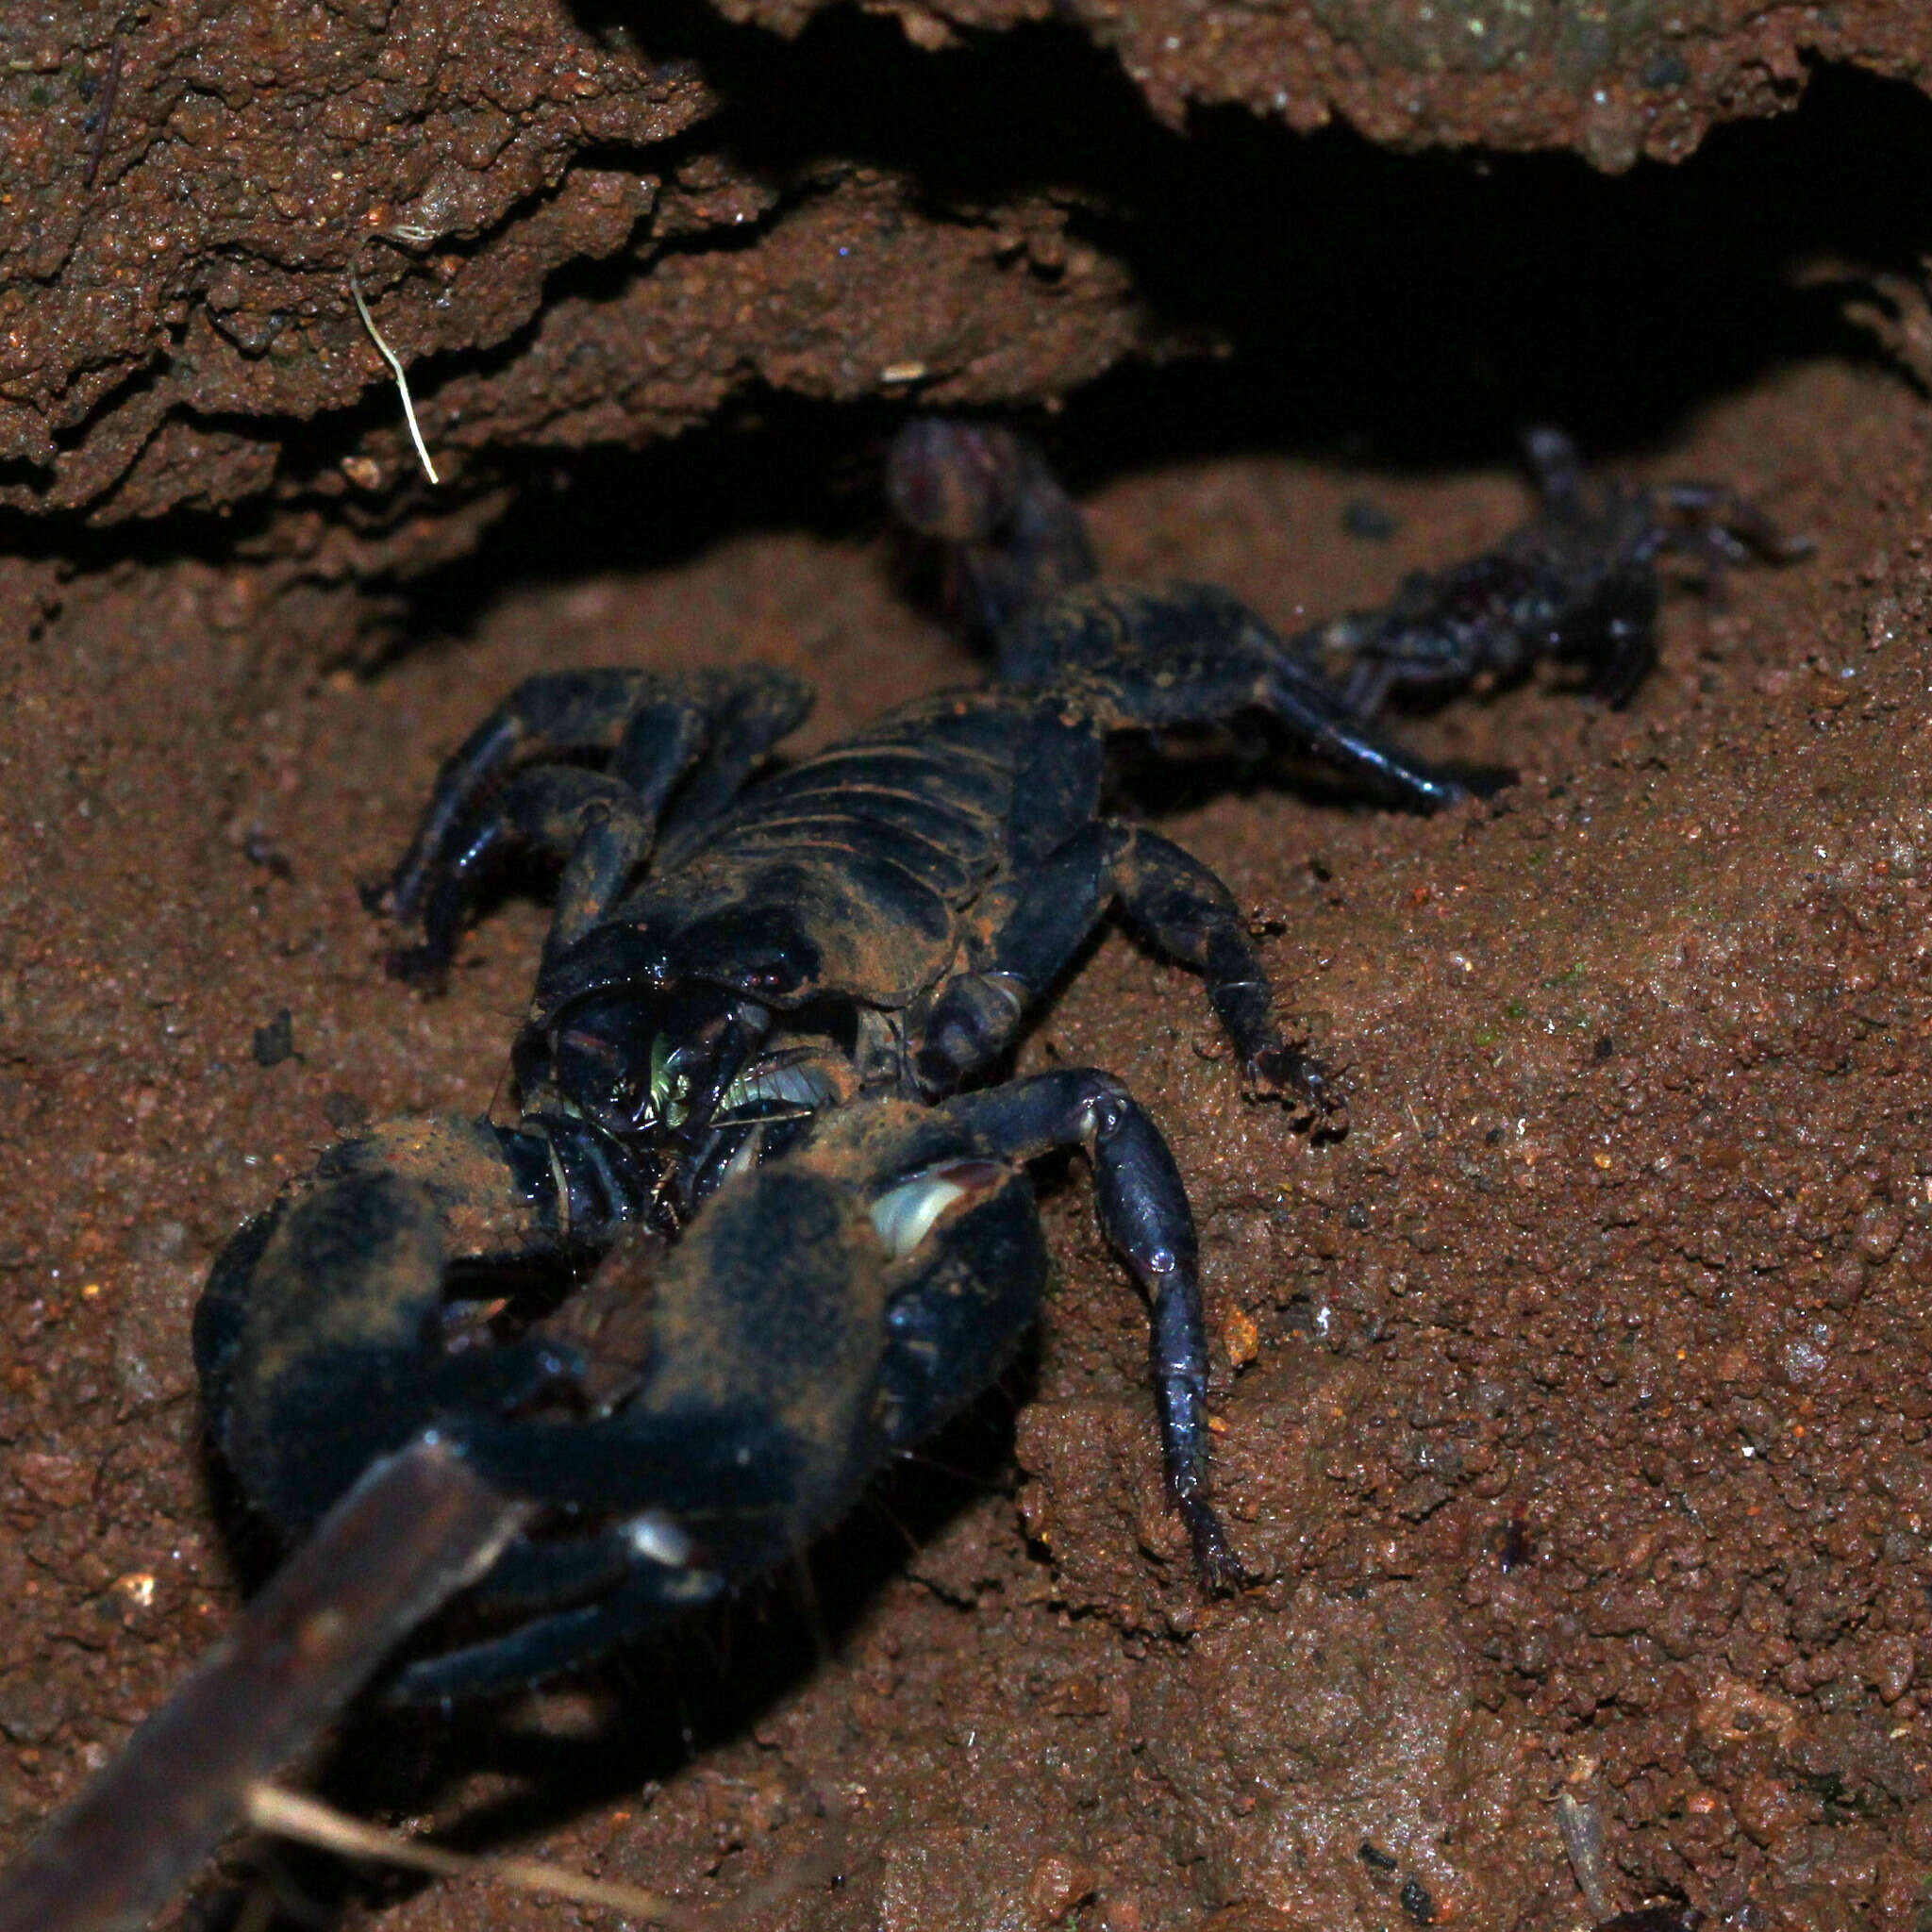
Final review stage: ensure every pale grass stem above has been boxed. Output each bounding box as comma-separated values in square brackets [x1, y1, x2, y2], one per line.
[347, 265, 440, 485]
[245, 1784, 681, 1924]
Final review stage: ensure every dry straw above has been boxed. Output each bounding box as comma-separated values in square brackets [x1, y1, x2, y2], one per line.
[347, 264, 439, 484]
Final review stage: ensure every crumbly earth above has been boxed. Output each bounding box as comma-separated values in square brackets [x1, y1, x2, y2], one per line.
[4, 0, 1932, 539]
[4, 337, 1932, 1932]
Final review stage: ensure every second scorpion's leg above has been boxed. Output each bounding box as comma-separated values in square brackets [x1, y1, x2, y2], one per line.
[1562, 565, 1661, 708]
[913, 1071, 1244, 1590]
[1655, 478, 1812, 566]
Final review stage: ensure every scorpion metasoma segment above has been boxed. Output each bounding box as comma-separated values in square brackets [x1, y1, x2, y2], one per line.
[197, 420, 1801, 1702]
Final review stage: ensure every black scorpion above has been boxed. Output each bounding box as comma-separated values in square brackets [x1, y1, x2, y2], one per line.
[195, 422, 1797, 1703]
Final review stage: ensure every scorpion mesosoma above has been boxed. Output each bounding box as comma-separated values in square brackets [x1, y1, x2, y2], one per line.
[196, 422, 1797, 1703]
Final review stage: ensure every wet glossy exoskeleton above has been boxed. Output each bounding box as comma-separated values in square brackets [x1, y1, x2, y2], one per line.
[197, 421, 1801, 1703]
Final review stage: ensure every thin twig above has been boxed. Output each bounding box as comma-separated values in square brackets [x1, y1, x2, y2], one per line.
[248, 1778, 848, 1932]
[246, 1786, 683, 1923]
[0, 1440, 528, 1932]
[347, 264, 440, 485]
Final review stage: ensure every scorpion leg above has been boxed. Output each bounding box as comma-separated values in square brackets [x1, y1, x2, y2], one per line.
[380, 671, 702, 918]
[918, 814, 1331, 1114]
[385, 1559, 724, 1705]
[1652, 478, 1813, 567]
[648, 671, 833, 868]
[1110, 824, 1333, 1110]
[376, 668, 813, 981]
[393, 766, 656, 984]
[916, 696, 1324, 1106]
[914, 833, 1104, 1091]
[1007, 582, 1485, 811]
[1163, 634, 1487, 808]
[925, 1071, 1245, 1591]
[894, 422, 1483, 806]
[1547, 471, 1803, 708]
[1587, 475, 1805, 702]
[1570, 565, 1663, 708]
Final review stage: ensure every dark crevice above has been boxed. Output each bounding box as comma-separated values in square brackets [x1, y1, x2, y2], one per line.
[389, 48, 1932, 639]
[6, 42, 1932, 627]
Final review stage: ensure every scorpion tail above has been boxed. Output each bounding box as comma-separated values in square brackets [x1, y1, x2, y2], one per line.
[887, 418, 1099, 641]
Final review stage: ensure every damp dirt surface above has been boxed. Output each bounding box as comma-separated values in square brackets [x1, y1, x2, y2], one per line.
[4, 347, 1932, 1932]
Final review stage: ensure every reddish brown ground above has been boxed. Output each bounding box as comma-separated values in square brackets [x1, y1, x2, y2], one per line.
[4, 349, 1932, 1931]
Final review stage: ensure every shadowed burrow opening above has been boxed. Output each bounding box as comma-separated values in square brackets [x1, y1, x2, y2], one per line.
[8, 39, 1920, 634]
[378, 44, 1932, 644]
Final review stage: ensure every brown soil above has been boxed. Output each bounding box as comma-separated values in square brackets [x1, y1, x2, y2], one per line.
[3, 0, 1932, 539]
[11, 31, 1932, 1930]
[5, 344, 1932, 1931]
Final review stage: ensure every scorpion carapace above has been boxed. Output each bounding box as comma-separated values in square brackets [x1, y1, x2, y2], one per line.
[197, 422, 1802, 1700]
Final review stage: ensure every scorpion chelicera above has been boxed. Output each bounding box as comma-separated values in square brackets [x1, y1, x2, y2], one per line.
[195, 421, 1799, 1704]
